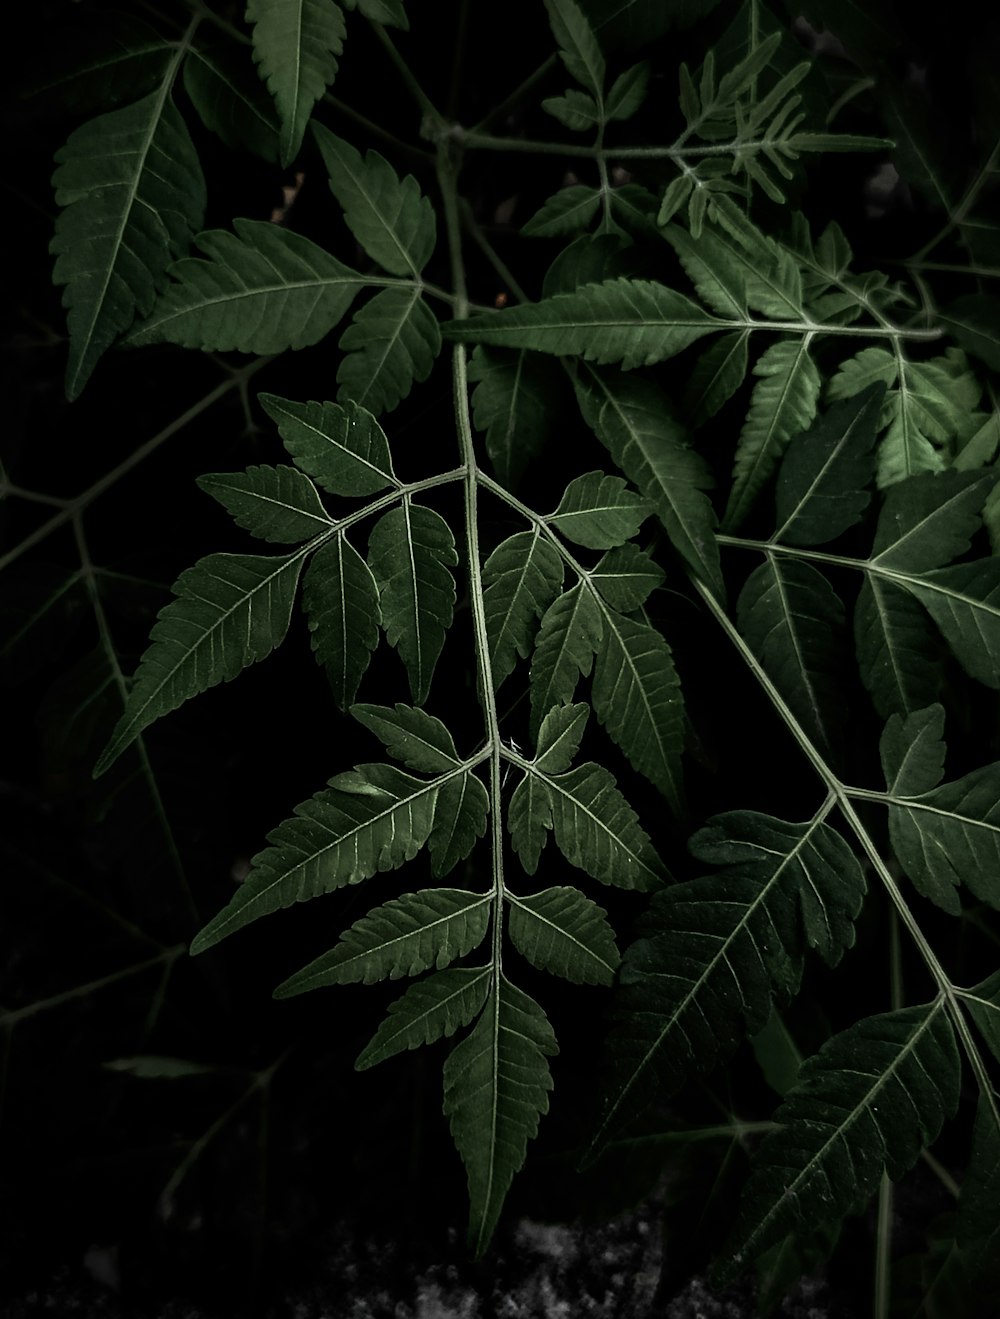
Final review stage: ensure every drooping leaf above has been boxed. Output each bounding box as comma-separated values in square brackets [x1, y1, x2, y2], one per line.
[684, 330, 750, 425]
[544, 0, 606, 100]
[592, 609, 684, 813]
[738, 557, 847, 758]
[589, 811, 865, 1155]
[541, 761, 665, 889]
[183, 45, 281, 162]
[508, 771, 553, 875]
[467, 348, 561, 489]
[336, 287, 441, 414]
[443, 279, 719, 370]
[302, 533, 381, 708]
[522, 186, 601, 237]
[716, 1002, 959, 1280]
[507, 886, 619, 984]
[367, 502, 458, 704]
[357, 966, 492, 1068]
[313, 124, 436, 276]
[246, 0, 346, 165]
[96, 550, 305, 775]
[274, 888, 491, 992]
[589, 543, 664, 611]
[529, 583, 603, 736]
[429, 772, 490, 877]
[881, 705, 1000, 913]
[548, 470, 652, 549]
[443, 975, 557, 1255]
[772, 384, 884, 545]
[125, 219, 362, 353]
[351, 702, 459, 772]
[189, 762, 441, 952]
[196, 465, 334, 542]
[724, 338, 822, 530]
[574, 369, 722, 596]
[482, 531, 564, 689]
[854, 575, 942, 718]
[51, 90, 206, 398]
[535, 701, 589, 775]
[260, 394, 397, 497]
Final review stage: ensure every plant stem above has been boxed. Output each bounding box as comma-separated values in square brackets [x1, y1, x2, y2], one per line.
[369, 21, 441, 127]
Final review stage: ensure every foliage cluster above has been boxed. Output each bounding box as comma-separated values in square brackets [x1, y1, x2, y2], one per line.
[3, 0, 1000, 1312]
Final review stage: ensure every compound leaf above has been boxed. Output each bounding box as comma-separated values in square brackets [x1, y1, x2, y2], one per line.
[368, 502, 458, 704]
[358, 966, 492, 1069]
[190, 762, 441, 952]
[444, 279, 719, 370]
[96, 550, 305, 775]
[196, 464, 334, 542]
[274, 889, 491, 993]
[126, 219, 362, 353]
[483, 531, 564, 689]
[260, 394, 397, 497]
[246, 0, 346, 165]
[443, 976, 557, 1256]
[314, 123, 436, 276]
[336, 287, 441, 414]
[52, 90, 205, 398]
[508, 886, 619, 985]
[302, 533, 381, 709]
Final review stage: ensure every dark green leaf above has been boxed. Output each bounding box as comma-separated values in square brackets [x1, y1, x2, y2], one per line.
[336, 288, 441, 415]
[605, 62, 649, 120]
[483, 531, 564, 689]
[522, 186, 601, 237]
[302, 534, 381, 708]
[429, 772, 490, 877]
[508, 771, 553, 875]
[854, 575, 942, 718]
[260, 394, 397, 497]
[589, 543, 664, 611]
[869, 471, 997, 572]
[543, 761, 665, 889]
[183, 45, 281, 162]
[467, 348, 561, 488]
[535, 701, 589, 774]
[684, 330, 750, 425]
[196, 465, 334, 542]
[544, 0, 606, 99]
[530, 583, 603, 736]
[508, 886, 619, 984]
[548, 470, 652, 549]
[941, 295, 1000, 372]
[352, 702, 460, 771]
[358, 966, 492, 1068]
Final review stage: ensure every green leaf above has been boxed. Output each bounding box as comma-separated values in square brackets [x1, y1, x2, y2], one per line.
[51, 90, 206, 398]
[854, 575, 942, 718]
[738, 558, 846, 758]
[508, 772, 553, 875]
[684, 330, 750, 426]
[881, 705, 1000, 913]
[367, 502, 458, 704]
[28, 13, 171, 111]
[589, 544, 664, 612]
[482, 531, 564, 689]
[196, 465, 334, 542]
[878, 354, 981, 489]
[443, 975, 557, 1256]
[548, 470, 652, 549]
[335, 287, 440, 415]
[96, 550, 305, 775]
[190, 762, 440, 952]
[717, 1002, 959, 1280]
[903, 559, 1000, 689]
[522, 186, 601, 237]
[543, 761, 665, 889]
[544, 0, 606, 100]
[443, 279, 719, 370]
[508, 886, 619, 984]
[246, 0, 346, 166]
[940, 295, 1000, 372]
[529, 583, 604, 736]
[351, 702, 460, 771]
[302, 533, 381, 708]
[574, 369, 722, 596]
[605, 62, 649, 120]
[467, 348, 560, 489]
[358, 966, 492, 1068]
[260, 394, 396, 496]
[125, 219, 362, 353]
[313, 124, 436, 276]
[772, 384, 884, 546]
[690, 208, 804, 320]
[535, 701, 589, 774]
[429, 772, 490, 877]
[542, 91, 602, 133]
[869, 471, 996, 573]
[592, 609, 684, 814]
[724, 338, 822, 531]
[964, 969, 1000, 1066]
[591, 811, 865, 1154]
[183, 45, 281, 163]
[274, 888, 491, 992]
[542, 232, 634, 297]
[661, 222, 748, 319]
